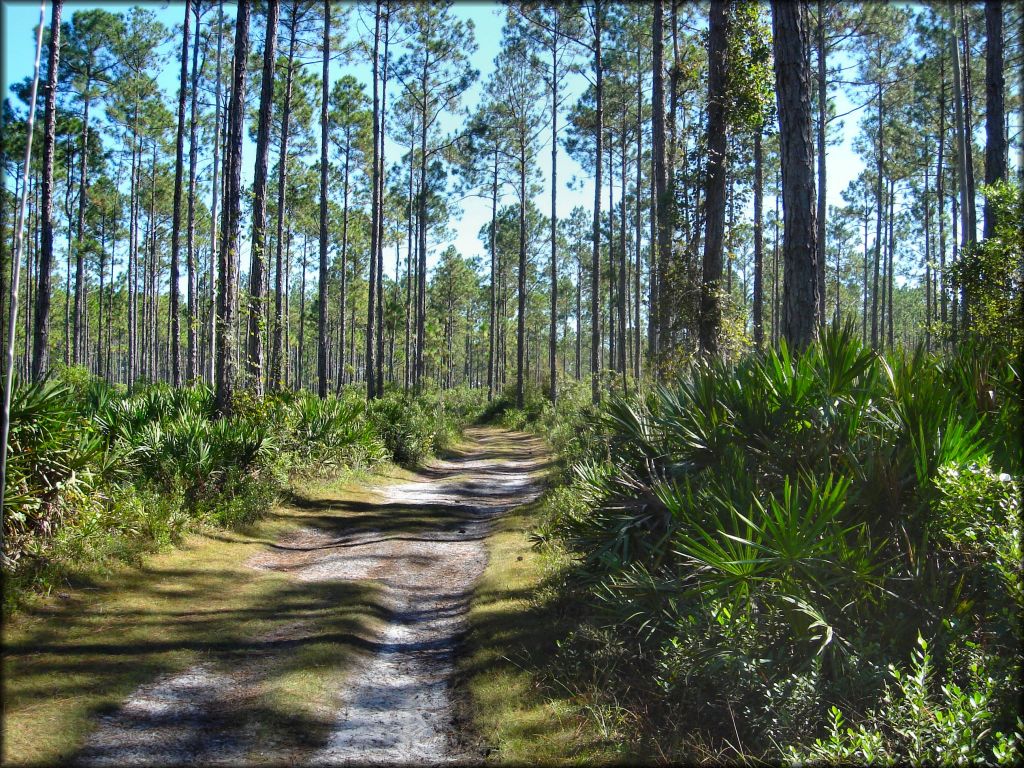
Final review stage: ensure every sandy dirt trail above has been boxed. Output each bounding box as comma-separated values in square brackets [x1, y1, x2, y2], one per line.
[75, 427, 546, 766]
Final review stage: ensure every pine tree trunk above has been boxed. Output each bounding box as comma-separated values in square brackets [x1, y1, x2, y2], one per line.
[272, 10, 298, 391]
[815, 0, 827, 325]
[983, 0, 1005, 239]
[618, 116, 627, 384]
[244, 0, 278, 394]
[402, 134, 413, 393]
[318, 0, 330, 398]
[516, 153, 527, 409]
[949, 5, 970, 330]
[699, 0, 730, 354]
[753, 128, 764, 347]
[185, 4, 204, 384]
[633, 53, 643, 378]
[168, 0, 192, 387]
[938, 62, 947, 330]
[298, 234, 308, 391]
[367, 0, 381, 399]
[208, 0, 224, 386]
[549, 33, 558, 404]
[32, 0, 61, 382]
[886, 177, 895, 351]
[215, 0, 249, 416]
[590, 0, 602, 404]
[871, 79, 884, 349]
[958, 6, 977, 247]
[773, 0, 820, 351]
[924, 142, 932, 350]
[375, 5, 390, 398]
[73, 83, 91, 366]
[488, 149, 498, 401]
[127, 131, 137, 386]
[415, 65, 428, 394]
[337, 131, 351, 393]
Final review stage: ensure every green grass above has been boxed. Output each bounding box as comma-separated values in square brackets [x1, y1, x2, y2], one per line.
[459, 455, 630, 765]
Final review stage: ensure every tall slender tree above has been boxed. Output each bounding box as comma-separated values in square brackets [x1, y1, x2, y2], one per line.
[772, 0, 820, 350]
[983, 0, 1005, 240]
[699, 0, 730, 354]
[168, 0, 192, 386]
[245, 0, 279, 394]
[317, 0, 330, 398]
[31, 0, 63, 382]
[215, 0, 249, 416]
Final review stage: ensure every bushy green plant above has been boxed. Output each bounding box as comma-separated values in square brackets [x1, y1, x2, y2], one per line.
[787, 635, 1023, 766]
[2, 377, 113, 567]
[4, 377, 482, 609]
[284, 391, 387, 473]
[366, 388, 469, 466]
[540, 322, 1022, 760]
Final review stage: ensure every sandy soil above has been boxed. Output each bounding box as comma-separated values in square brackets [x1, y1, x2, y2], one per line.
[74, 427, 546, 766]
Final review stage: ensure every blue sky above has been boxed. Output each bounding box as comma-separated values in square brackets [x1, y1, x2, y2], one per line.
[2, 0, 869, 280]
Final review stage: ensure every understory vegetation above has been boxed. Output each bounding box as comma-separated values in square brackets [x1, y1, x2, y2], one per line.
[498, 324, 1022, 764]
[2, 369, 484, 610]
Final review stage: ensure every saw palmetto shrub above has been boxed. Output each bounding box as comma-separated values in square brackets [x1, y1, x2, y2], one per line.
[2, 374, 479, 608]
[543, 322, 1022, 762]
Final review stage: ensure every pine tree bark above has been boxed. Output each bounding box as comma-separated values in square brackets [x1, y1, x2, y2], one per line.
[245, 0, 278, 394]
[488, 149, 498, 401]
[983, 0, 1005, 239]
[549, 28, 559, 404]
[317, 0, 330, 398]
[31, 0, 62, 382]
[949, 5, 970, 330]
[208, 0, 224, 387]
[772, 0, 820, 351]
[215, 0, 249, 417]
[938, 59, 947, 330]
[699, 0, 730, 354]
[590, 0, 603, 405]
[375, 5, 390, 397]
[336, 128, 351, 393]
[815, 0, 827, 326]
[958, 6, 977, 246]
[271, 8, 298, 391]
[633, 51, 643, 378]
[516, 149, 527, 409]
[367, 0, 381, 399]
[185, 3, 203, 384]
[618, 116, 627, 384]
[753, 128, 764, 348]
[872, 77, 883, 349]
[73, 75, 91, 366]
[649, 0, 662, 362]
[169, 0, 192, 387]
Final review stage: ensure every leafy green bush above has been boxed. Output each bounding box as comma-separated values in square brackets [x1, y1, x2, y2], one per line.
[787, 636, 1023, 765]
[949, 181, 1023, 350]
[2, 377, 112, 568]
[3, 376, 481, 608]
[366, 388, 475, 466]
[540, 322, 1022, 761]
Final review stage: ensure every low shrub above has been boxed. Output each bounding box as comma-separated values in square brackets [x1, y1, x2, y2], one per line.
[537, 322, 1023, 762]
[2, 376, 481, 609]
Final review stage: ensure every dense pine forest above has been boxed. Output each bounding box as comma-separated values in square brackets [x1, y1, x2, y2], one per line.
[1, 1, 1022, 765]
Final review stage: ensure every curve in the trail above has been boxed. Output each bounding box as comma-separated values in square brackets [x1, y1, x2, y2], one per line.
[75, 427, 546, 766]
